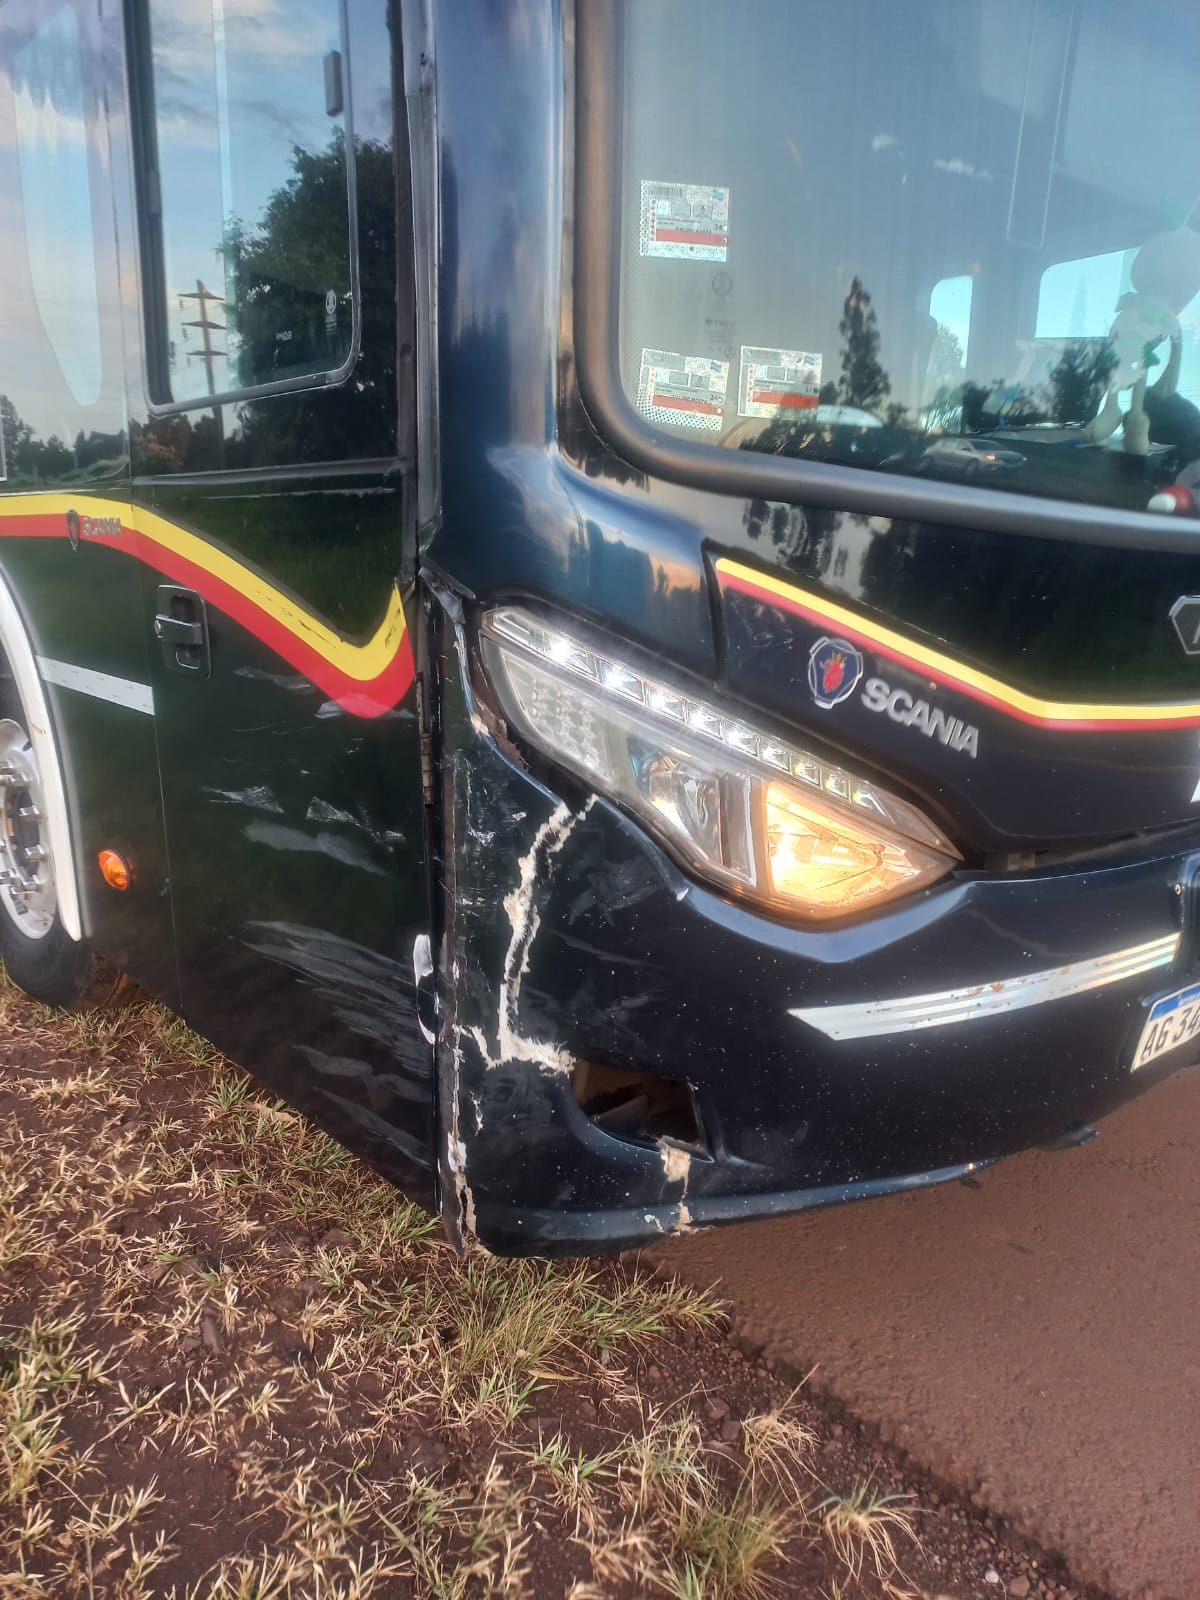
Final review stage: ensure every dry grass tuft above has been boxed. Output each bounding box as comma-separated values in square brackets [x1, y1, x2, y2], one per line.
[818, 1480, 921, 1592]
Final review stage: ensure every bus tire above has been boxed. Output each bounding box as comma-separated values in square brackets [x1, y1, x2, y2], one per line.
[0, 910, 109, 1011]
[0, 702, 111, 1012]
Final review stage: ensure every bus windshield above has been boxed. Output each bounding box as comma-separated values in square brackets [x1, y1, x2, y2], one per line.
[615, 0, 1200, 517]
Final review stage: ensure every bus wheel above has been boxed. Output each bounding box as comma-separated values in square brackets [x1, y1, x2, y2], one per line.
[0, 715, 103, 1010]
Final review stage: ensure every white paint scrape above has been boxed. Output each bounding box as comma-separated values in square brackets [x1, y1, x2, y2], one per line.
[472, 798, 595, 1075]
[659, 1139, 692, 1191]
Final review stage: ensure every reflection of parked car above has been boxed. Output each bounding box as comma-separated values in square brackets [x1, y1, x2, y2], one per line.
[918, 435, 1025, 475]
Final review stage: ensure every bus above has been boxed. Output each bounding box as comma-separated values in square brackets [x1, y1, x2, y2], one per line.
[2, 0, 1199, 1255]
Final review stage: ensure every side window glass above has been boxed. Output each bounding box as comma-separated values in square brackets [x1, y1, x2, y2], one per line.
[12, 6, 102, 409]
[1036, 250, 1134, 341]
[143, 0, 356, 406]
[1038, 247, 1200, 427]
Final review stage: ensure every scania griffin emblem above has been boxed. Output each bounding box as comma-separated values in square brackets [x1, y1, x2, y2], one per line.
[807, 635, 864, 709]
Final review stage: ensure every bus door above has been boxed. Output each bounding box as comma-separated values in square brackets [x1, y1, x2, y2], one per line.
[116, 0, 434, 1197]
[0, 0, 177, 1003]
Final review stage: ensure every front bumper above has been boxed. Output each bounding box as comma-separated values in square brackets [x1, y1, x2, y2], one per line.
[436, 635, 1199, 1257]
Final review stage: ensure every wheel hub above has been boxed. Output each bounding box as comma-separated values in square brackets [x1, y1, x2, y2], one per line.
[0, 718, 56, 940]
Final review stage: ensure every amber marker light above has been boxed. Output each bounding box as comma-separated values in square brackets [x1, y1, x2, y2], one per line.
[98, 850, 132, 892]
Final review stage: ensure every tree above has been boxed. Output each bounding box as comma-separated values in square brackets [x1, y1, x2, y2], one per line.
[0, 396, 34, 477]
[224, 133, 399, 464]
[961, 381, 996, 433]
[838, 278, 891, 411]
[1048, 341, 1117, 427]
[922, 323, 966, 431]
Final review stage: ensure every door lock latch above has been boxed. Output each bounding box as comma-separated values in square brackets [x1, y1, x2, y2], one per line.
[154, 585, 211, 677]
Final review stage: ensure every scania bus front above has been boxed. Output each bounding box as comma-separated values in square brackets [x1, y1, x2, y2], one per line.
[421, 0, 1200, 1253]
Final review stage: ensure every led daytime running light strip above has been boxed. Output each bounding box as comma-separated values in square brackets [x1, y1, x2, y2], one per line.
[484, 608, 957, 855]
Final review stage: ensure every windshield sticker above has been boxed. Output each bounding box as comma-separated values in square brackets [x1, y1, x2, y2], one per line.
[636, 350, 730, 432]
[639, 181, 730, 261]
[738, 346, 822, 418]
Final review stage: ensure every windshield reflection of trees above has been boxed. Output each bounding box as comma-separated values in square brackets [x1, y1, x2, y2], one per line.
[736, 273, 1200, 500]
[0, 396, 126, 487]
[739, 278, 912, 473]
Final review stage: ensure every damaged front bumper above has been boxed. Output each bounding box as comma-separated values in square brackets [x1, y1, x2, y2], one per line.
[434, 612, 1199, 1257]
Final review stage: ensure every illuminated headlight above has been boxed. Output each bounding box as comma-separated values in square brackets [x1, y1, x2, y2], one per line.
[479, 606, 960, 922]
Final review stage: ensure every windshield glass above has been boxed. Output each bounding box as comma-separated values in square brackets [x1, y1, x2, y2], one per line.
[616, 1, 1200, 518]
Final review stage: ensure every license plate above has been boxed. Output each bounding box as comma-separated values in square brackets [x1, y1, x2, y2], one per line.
[1132, 980, 1200, 1071]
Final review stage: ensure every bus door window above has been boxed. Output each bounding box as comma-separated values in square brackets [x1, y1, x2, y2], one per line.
[138, 0, 356, 410]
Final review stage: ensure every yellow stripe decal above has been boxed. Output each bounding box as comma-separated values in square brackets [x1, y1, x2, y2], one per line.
[716, 556, 1200, 731]
[0, 492, 412, 715]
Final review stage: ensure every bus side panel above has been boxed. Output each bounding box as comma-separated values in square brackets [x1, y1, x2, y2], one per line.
[134, 482, 436, 1200]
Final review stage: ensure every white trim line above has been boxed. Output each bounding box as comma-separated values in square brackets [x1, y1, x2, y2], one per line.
[791, 933, 1181, 1040]
[38, 657, 155, 717]
[0, 575, 81, 941]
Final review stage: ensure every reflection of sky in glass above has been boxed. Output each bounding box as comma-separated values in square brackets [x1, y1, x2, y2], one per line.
[13, 5, 102, 407]
[151, 0, 349, 401]
[929, 275, 972, 364]
[1036, 250, 1134, 339]
[1037, 247, 1200, 412]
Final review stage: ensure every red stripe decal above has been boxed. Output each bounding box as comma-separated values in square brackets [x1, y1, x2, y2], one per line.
[653, 228, 728, 246]
[751, 391, 819, 410]
[0, 513, 72, 540]
[0, 512, 413, 720]
[135, 534, 413, 719]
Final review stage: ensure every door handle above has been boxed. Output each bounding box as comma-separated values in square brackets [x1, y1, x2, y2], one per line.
[154, 614, 203, 647]
[154, 585, 211, 677]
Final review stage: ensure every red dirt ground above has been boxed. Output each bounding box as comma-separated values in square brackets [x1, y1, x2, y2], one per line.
[659, 1065, 1200, 1600]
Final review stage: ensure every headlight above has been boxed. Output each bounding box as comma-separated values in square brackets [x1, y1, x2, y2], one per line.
[479, 606, 960, 922]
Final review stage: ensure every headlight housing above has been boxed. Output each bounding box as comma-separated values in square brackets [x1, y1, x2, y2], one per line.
[479, 606, 959, 922]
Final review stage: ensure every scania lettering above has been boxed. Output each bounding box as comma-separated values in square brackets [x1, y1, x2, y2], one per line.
[860, 678, 980, 759]
[0, 0, 1198, 1254]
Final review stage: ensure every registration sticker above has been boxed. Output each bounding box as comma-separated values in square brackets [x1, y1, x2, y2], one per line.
[738, 346, 822, 418]
[639, 181, 730, 261]
[636, 349, 729, 432]
[1132, 979, 1200, 1071]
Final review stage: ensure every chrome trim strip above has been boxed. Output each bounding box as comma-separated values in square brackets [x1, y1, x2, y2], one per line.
[790, 934, 1181, 1040]
[38, 658, 155, 717]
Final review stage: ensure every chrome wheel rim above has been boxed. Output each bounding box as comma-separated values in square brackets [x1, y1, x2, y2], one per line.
[0, 717, 56, 940]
